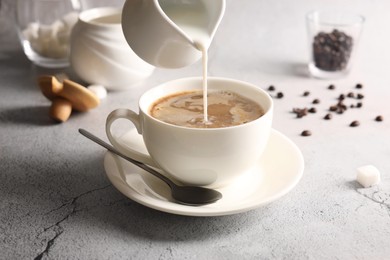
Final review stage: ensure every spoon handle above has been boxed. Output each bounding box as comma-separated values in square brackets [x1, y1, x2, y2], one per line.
[78, 128, 175, 187]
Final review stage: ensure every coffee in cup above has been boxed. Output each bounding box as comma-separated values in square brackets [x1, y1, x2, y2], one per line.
[149, 90, 265, 128]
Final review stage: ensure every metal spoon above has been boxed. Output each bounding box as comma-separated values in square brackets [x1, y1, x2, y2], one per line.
[79, 129, 222, 206]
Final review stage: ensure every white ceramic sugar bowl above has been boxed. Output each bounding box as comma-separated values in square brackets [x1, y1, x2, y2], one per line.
[70, 7, 154, 90]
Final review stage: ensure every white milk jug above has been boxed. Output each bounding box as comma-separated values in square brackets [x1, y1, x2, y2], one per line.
[121, 0, 226, 68]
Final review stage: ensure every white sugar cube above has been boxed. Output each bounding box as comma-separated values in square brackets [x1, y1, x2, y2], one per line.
[56, 28, 70, 45]
[23, 22, 40, 40]
[87, 85, 107, 99]
[356, 165, 381, 188]
[61, 12, 79, 29]
[38, 24, 53, 40]
[29, 34, 44, 54]
[46, 43, 68, 58]
[51, 20, 66, 39]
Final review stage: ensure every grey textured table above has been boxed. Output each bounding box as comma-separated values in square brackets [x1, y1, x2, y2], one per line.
[1, 0, 390, 259]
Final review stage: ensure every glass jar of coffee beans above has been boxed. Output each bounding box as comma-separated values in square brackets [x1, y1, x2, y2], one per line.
[306, 11, 364, 79]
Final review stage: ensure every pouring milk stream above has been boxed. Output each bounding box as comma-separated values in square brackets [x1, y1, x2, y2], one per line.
[121, 0, 226, 122]
[161, 2, 211, 121]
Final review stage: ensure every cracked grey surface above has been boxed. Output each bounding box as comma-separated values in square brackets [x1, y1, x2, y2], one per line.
[1, 0, 390, 259]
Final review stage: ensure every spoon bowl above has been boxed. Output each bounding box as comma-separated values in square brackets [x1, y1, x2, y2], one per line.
[79, 128, 222, 205]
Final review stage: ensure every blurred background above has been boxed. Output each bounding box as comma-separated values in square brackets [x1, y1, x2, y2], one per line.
[0, 0, 125, 52]
[1, 0, 390, 83]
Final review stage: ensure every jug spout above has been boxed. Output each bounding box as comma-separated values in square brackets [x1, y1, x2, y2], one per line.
[121, 0, 225, 69]
[159, 0, 226, 50]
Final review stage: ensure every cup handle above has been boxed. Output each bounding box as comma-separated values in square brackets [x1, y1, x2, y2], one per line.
[106, 109, 158, 167]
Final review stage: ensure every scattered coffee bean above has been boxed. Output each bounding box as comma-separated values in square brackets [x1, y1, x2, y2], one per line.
[337, 101, 347, 110]
[324, 113, 332, 120]
[337, 107, 347, 113]
[337, 109, 344, 114]
[301, 130, 312, 137]
[375, 115, 383, 122]
[312, 29, 353, 71]
[284, 82, 375, 130]
[293, 108, 308, 118]
[356, 83, 363, 89]
[329, 100, 348, 114]
[350, 120, 360, 127]
[268, 85, 275, 91]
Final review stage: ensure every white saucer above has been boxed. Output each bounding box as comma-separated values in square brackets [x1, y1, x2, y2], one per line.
[103, 128, 304, 216]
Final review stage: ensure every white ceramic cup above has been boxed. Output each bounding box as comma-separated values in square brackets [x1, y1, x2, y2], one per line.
[70, 7, 155, 90]
[106, 77, 273, 188]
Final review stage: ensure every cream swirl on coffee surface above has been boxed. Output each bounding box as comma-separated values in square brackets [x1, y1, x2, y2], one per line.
[150, 90, 264, 128]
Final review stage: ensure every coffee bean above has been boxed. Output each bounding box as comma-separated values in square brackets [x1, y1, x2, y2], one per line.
[350, 120, 360, 127]
[356, 102, 363, 108]
[337, 110, 344, 114]
[338, 101, 347, 110]
[338, 94, 345, 101]
[356, 83, 363, 89]
[328, 100, 348, 114]
[328, 84, 335, 90]
[324, 113, 332, 120]
[357, 93, 364, 99]
[350, 104, 355, 108]
[293, 108, 308, 118]
[303, 91, 310, 96]
[308, 107, 317, 113]
[312, 99, 320, 104]
[268, 85, 275, 91]
[276, 92, 284, 98]
[347, 92, 355, 98]
[375, 115, 383, 122]
[301, 130, 312, 136]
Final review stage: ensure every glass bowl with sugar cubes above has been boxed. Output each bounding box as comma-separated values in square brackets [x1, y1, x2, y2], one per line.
[16, 0, 81, 68]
